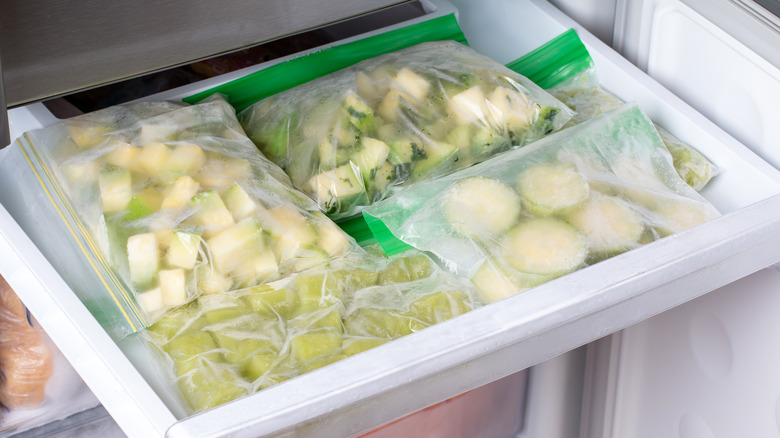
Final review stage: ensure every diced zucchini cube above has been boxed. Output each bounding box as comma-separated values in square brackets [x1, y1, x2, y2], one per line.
[165, 143, 206, 176]
[206, 218, 264, 274]
[166, 231, 201, 270]
[195, 265, 233, 295]
[136, 142, 171, 178]
[99, 167, 132, 213]
[127, 232, 159, 288]
[159, 268, 188, 307]
[137, 287, 164, 316]
[161, 176, 200, 209]
[223, 183, 257, 221]
[189, 190, 235, 237]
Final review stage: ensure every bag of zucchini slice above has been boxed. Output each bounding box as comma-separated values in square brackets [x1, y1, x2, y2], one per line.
[238, 40, 573, 220]
[2, 95, 360, 339]
[507, 29, 718, 191]
[362, 104, 721, 303]
[143, 248, 484, 413]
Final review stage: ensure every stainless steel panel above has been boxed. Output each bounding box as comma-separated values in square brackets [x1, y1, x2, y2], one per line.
[0, 53, 8, 147]
[0, 0, 407, 106]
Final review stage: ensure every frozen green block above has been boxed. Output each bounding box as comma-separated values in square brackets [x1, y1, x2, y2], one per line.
[330, 268, 379, 290]
[177, 364, 249, 412]
[289, 308, 344, 333]
[164, 332, 221, 375]
[240, 285, 299, 319]
[345, 308, 424, 338]
[342, 337, 389, 357]
[407, 290, 471, 326]
[378, 253, 434, 285]
[198, 294, 249, 325]
[242, 351, 279, 382]
[294, 273, 342, 312]
[300, 352, 349, 374]
[146, 301, 200, 342]
[291, 329, 343, 363]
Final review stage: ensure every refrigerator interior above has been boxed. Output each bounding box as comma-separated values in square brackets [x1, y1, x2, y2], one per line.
[2, 0, 780, 437]
[576, 1, 780, 438]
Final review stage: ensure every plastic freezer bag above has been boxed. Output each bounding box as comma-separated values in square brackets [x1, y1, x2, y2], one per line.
[363, 104, 721, 302]
[239, 40, 573, 220]
[507, 29, 718, 191]
[142, 249, 484, 414]
[1, 95, 361, 339]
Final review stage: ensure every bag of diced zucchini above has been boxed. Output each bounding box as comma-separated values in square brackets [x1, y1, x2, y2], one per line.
[238, 40, 573, 220]
[0, 95, 361, 339]
[362, 104, 721, 303]
[507, 28, 718, 191]
[143, 248, 484, 413]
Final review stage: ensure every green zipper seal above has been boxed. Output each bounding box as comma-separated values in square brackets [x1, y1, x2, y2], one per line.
[505, 28, 593, 90]
[183, 14, 468, 112]
[337, 214, 379, 247]
[362, 211, 412, 256]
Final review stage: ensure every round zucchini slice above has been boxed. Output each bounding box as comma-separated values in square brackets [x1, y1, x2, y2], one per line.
[516, 162, 589, 215]
[442, 176, 522, 236]
[651, 198, 719, 237]
[471, 259, 527, 303]
[566, 193, 645, 255]
[500, 217, 588, 276]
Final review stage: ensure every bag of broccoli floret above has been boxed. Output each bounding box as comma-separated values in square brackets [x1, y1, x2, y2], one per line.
[362, 104, 720, 303]
[238, 40, 573, 220]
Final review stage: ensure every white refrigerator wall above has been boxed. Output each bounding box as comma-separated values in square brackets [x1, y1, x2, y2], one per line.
[569, 1, 780, 438]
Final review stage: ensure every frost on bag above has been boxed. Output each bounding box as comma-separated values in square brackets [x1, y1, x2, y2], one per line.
[13, 95, 359, 336]
[143, 249, 484, 413]
[549, 67, 718, 191]
[363, 104, 721, 303]
[239, 41, 573, 220]
[507, 28, 717, 191]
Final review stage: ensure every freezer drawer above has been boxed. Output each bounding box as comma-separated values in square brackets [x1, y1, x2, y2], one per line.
[581, 266, 780, 438]
[2, 0, 780, 437]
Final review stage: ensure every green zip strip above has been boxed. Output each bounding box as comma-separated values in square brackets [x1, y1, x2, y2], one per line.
[337, 215, 379, 247]
[505, 28, 593, 90]
[362, 211, 412, 256]
[183, 14, 468, 112]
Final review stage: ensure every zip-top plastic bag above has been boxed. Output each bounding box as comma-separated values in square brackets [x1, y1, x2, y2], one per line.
[143, 248, 484, 413]
[0, 95, 360, 339]
[238, 40, 573, 220]
[507, 29, 718, 191]
[362, 104, 721, 303]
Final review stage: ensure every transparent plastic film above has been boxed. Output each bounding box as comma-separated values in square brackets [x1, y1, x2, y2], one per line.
[142, 248, 484, 414]
[4, 95, 362, 339]
[0, 274, 53, 411]
[363, 104, 721, 303]
[508, 29, 719, 191]
[238, 41, 573, 220]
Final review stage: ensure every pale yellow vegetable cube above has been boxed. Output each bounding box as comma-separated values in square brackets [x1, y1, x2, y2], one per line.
[127, 232, 159, 287]
[136, 142, 170, 177]
[161, 176, 200, 209]
[166, 231, 202, 269]
[99, 168, 132, 213]
[137, 288, 164, 315]
[159, 268, 187, 307]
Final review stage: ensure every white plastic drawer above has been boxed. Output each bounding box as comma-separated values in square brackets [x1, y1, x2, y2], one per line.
[2, 1, 780, 437]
